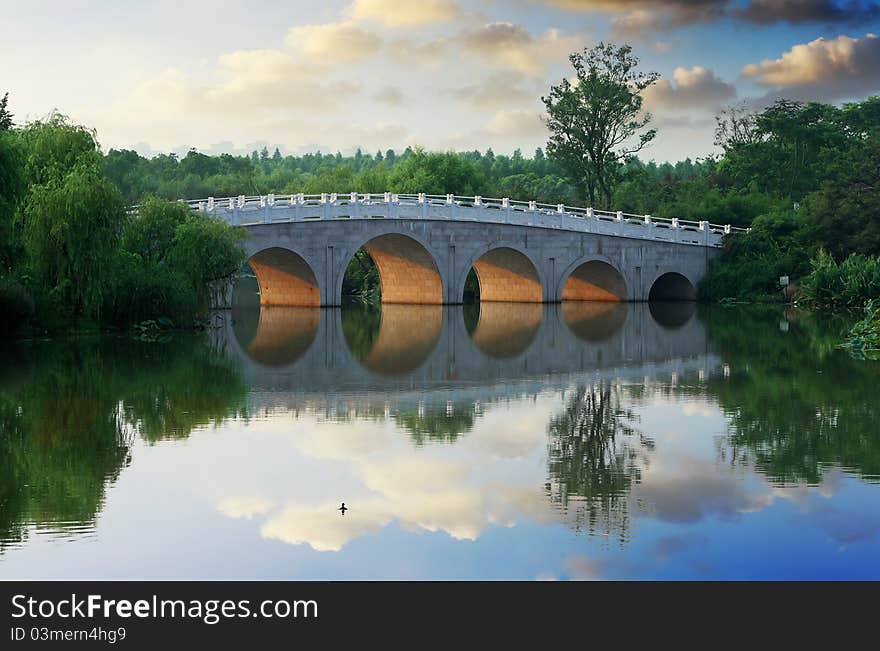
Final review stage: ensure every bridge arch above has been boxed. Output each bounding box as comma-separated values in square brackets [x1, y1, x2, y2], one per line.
[247, 247, 321, 306]
[649, 271, 697, 302]
[343, 232, 444, 304]
[558, 256, 628, 302]
[460, 245, 543, 303]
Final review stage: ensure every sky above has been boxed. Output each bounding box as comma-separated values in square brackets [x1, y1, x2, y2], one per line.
[2, 0, 880, 162]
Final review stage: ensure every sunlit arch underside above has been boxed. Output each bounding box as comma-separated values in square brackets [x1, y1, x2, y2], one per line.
[562, 260, 627, 302]
[361, 234, 443, 305]
[248, 247, 320, 307]
[471, 248, 542, 303]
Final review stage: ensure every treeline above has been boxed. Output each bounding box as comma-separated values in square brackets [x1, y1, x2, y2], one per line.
[103, 143, 708, 209]
[694, 98, 880, 303]
[0, 102, 244, 334]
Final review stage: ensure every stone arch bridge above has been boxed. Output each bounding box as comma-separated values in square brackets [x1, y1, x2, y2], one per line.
[178, 192, 740, 306]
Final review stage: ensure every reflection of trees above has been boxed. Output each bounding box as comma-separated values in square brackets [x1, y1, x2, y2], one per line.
[340, 302, 382, 361]
[700, 306, 880, 484]
[546, 383, 651, 543]
[0, 337, 246, 548]
[395, 407, 475, 445]
[321, 400, 477, 446]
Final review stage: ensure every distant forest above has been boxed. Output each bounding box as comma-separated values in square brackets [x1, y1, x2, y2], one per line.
[105, 146, 716, 221]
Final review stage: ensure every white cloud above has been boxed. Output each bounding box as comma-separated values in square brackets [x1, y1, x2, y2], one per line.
[286, 22, 382, 64]
[742, 33, 880, 101]
[455, 23, 581, 75]
[644, 66, 736, 111]
[348, 0, 463, 27]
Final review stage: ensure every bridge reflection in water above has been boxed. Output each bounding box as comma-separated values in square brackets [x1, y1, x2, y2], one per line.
[223, 298, 717, 402]
[217, 297, 721, 549]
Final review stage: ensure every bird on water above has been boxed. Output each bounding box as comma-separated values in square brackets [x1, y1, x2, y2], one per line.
[338, 502, 348, 515]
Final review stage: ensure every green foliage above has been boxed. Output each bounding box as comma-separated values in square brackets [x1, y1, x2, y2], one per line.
[110, 197, 244, 325]
[342, 249, 380, 302]
[799, 251, 880, 310]
[21, 114, 101, 186]
[543, 42, 659, 207]
[699, 214, 808, 302]
[121, 196, 189, 263]
[841, 299, 880, 360]
[387, 149, 487, 195]
[165, 214, 246, 303]
[22, 162, 124, 321]
[0, 92, 12, 130]
[799, 136, 880, 259]
[102, 253, 197, 328]
[0, 129, 25, 271]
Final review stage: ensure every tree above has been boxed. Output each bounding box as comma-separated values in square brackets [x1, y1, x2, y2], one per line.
[21, 114, 100, 186]
[22, 163, 125, 320]
[0, 129, 25, 270]
[166, 214, 245, 305]
[714, 102, 759, 151]
[542, 43, 659, 208]
[0, 92, 13, 130]
[121, 196, 189, 263]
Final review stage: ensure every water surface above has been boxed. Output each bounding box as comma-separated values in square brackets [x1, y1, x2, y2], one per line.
[1, 300, 878, 579]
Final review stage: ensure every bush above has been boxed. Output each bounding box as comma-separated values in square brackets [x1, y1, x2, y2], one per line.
[799, 250, 880, 310]
[699, 232, 787, 301]
[102, 253, 197, 328]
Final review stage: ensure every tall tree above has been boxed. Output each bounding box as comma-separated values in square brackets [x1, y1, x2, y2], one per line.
[542, 43, 659, 208]
[0, 92, 13, 130]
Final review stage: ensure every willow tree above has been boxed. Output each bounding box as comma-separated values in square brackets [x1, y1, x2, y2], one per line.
[542, 43, 659, 208]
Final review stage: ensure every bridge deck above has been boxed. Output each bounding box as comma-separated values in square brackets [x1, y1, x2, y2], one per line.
[162, 192, 742, 248]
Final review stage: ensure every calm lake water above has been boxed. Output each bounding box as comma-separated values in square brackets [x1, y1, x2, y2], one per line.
[1, 297, 879, 580]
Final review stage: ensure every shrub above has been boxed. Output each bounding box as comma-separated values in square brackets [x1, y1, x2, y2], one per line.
[102, 253, 197, 328]
[799, 250, 880, 310]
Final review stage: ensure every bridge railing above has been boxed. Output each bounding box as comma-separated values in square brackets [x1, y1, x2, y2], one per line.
[160, 192, 746, 247]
